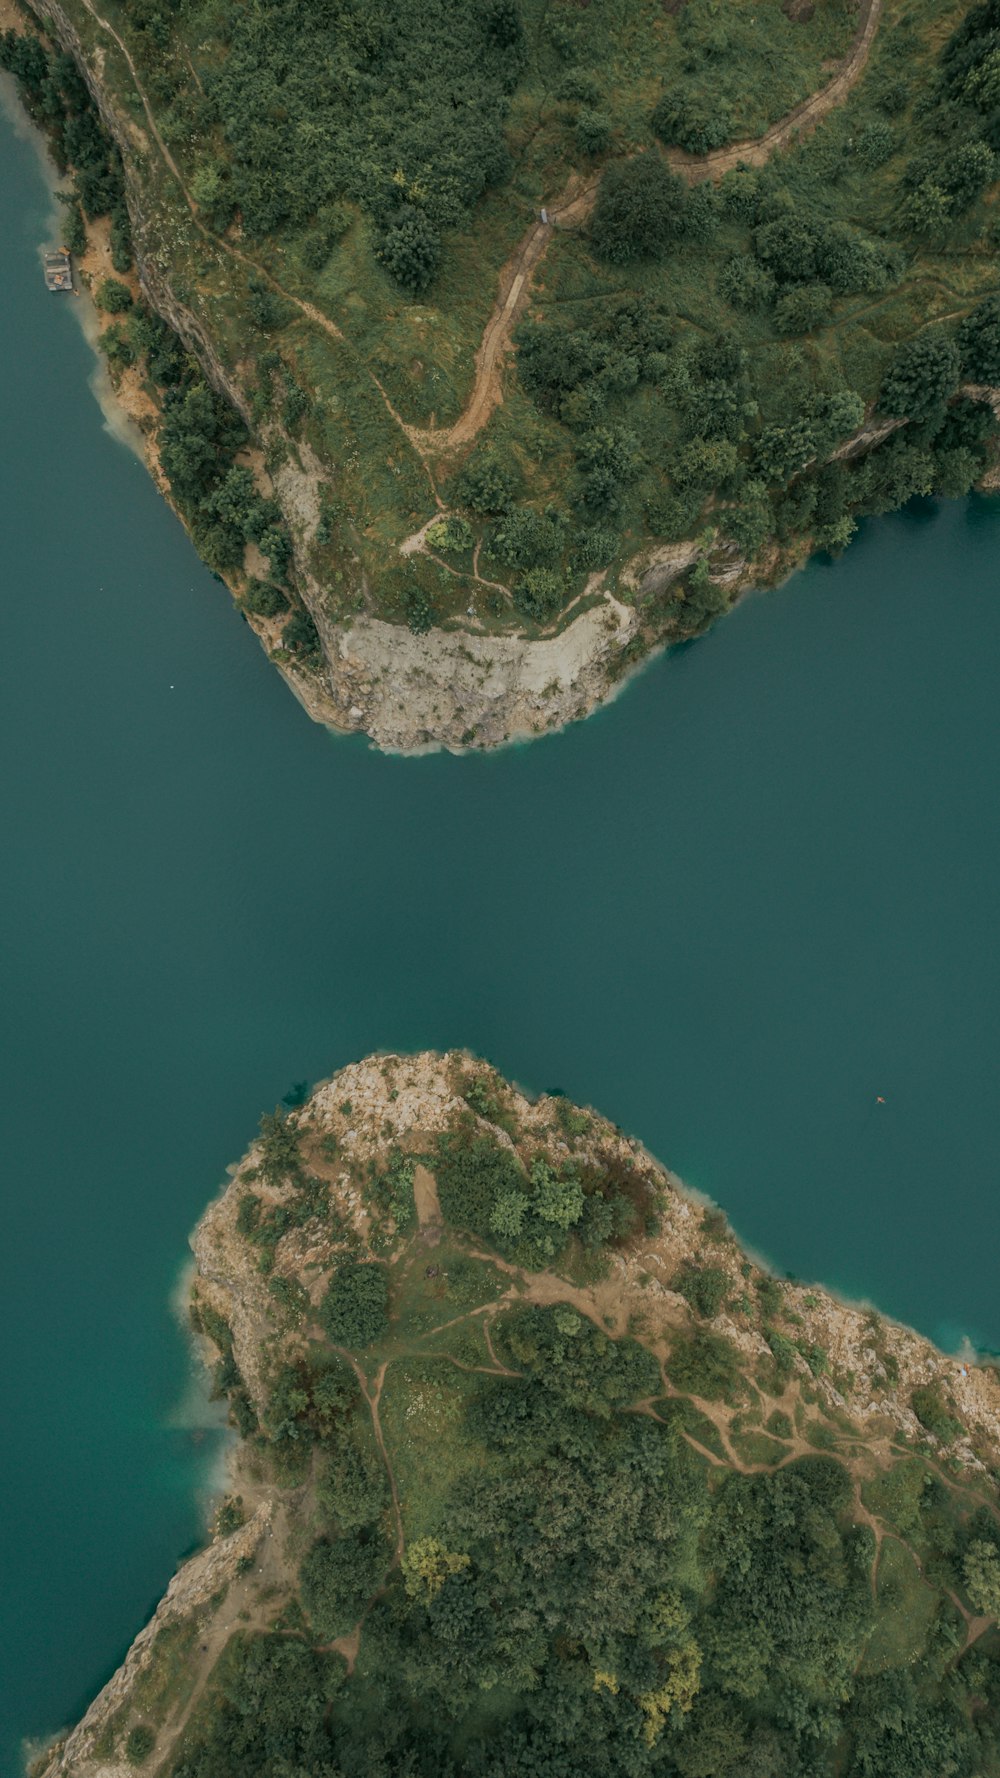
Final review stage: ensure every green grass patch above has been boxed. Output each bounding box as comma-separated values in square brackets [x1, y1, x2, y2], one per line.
[378, 1359, 488, 1539]
[861, 1538, 939, 1673]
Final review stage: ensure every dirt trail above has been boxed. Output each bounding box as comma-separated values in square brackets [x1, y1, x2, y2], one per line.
[667, 0, 883, 181]
[149, 1493, 292, 1773]
[405, 177, 592, 456]
[74, 0, 884, 478]
[329, 1348, 405, 1565]
[402, 0, 882, 456]
[413, 1162, 443, 1231]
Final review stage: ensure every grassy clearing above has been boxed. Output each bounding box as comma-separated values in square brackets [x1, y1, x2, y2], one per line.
[732, 1428, 793, 1466]
[378, 1358, 488, 1539]
[861, 1537, 941, 1672]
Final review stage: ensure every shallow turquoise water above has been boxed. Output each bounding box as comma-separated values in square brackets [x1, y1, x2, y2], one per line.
[4, 96, 1000, 1773]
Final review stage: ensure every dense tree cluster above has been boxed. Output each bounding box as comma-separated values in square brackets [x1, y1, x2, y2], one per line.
[590, 155, 689, 263]
[321, 1257, 390, 1348]
[173, 1286, 1000, 1778]
[0, 30, 131, 267]
[121, 0, 525, 277]
[897, 0, 1000, 235]
[432, 1125, 651, 1266]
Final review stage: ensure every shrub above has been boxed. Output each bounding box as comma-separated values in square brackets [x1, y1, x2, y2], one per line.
[426, 515, 473, 554]
[321, 1258, 389, 1348]
[964, 1539, 1000, 1617]
[318, 1441, 389, 1529]
[756, 1276, 784, 1318]
[571, 526, 619, 570]
[719, 254, 775, 312]
[575, 108, 611, 156]
[60, 196, 87, 255]
[375, 205, 440, 294]
[652, 95, 732, 155]
[910, 1382, 962, 1444]
[817, 226, 893, 296]
[434, 1131, 525, 1237]
[96, 276, 131, 313]
[405, 585, 436, 633]
[451, 447, 519, 514]
[190, 159, 235, 233]
[242, 578, 289, 619]
[590, 154, 687, 264]
[488, 506, 564, 569]
[513, 568, 564, 622]
[719, 167, 765, 223]
[125, 1725, 156, 1765]
[216, 1496, 246, 1536]
[667, 1328, 742, 1401]
[754, 213, 820, 284]
[959, 295, 1000, 382]
[856, 118, 894, 168]
[282, 607, 322, 663]
[773, 283, 832, 336]
[300, 1532, 386, 1638]
[878, 333, 961, 422]
[247, 279, 291, 331]
[576, 425, 640, 511]
[673, 1262, 729, 1319]
[100, 322, 134, 369]
[672, 436, 740, 493]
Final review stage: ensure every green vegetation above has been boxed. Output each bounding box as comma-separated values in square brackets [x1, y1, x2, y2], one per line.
[673, 1260, 729, 1319]
[0, 28, 132, 267]
[183, 1246, 1000, 1775]
[321, 1258, 389, 1349]
[432, 1121, 651, 1267]
[124, 1724, 155, 1765]
[912, 1379, 965, 1445]
[6, 0, 1000, 727]
[59, 1063, 1000, 1777]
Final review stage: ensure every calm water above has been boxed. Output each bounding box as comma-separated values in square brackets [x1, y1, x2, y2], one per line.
[4, 95, 1000, 1773]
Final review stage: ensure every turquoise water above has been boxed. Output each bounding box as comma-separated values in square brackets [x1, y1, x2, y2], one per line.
[4, 96, 1000, 1772]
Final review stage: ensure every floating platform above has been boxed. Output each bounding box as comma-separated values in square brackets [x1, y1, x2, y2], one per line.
[43, 249, 73, 292]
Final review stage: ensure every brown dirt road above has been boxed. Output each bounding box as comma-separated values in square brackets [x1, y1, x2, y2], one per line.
[72, 0, 883, 474]
[667, 0, 883, 181]
[404, 0, 883, 457]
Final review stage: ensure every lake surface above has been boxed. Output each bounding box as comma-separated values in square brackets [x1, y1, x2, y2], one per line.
[4, 93, 1000, 1774]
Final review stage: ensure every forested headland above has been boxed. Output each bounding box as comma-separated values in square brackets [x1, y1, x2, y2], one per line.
[35, 1054, 1000, 1778]
[4, 0, 1000, 743]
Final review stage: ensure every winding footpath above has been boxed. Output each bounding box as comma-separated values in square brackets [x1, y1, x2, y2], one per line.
[74, 0, 883, 468]
[406, 0, 883, 455]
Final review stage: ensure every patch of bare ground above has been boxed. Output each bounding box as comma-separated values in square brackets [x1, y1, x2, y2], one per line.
[413, 1161, 443, 1231]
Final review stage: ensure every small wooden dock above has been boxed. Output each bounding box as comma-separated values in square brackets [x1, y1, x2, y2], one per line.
[43, 249, 73, 292]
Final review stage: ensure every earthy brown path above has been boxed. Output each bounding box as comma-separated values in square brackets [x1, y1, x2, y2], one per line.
[75, 0, 884, 470]
[405, 0, 884, 456]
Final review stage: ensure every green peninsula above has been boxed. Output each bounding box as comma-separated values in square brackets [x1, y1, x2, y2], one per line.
[4, 0, 1000, 745]
[37, 1053, 1000, 1778]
